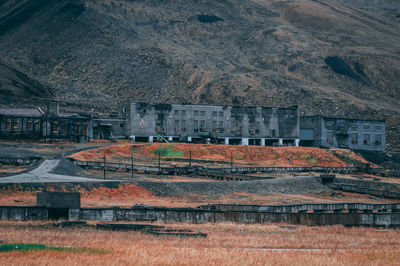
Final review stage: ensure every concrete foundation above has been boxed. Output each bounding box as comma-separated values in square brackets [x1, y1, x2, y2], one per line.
[2, 204, 400, 227]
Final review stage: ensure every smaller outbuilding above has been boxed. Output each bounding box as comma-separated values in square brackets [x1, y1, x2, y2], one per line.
[0, 108, 43, 140]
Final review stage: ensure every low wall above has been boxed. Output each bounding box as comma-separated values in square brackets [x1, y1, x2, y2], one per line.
[2, 206, 400, 227]
[331, 178, 400, 199]
[197, 202, 400, 213]
[0, 157, 41, 166]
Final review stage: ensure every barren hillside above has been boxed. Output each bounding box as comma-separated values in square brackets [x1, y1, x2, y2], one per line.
[0, 0, 399, 144]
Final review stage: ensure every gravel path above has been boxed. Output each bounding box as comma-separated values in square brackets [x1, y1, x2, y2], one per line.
[136, 176, 332, 197]
[0, 159, 113, 183]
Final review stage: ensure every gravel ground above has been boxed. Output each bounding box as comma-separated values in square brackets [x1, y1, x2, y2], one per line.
[136, 176, 332, 197]
[50, 158, 84, 176]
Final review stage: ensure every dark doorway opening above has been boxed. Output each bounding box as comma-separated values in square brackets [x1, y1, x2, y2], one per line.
[265, 139, 278, 146]
[249, 139, 261, 145]
[135, 136, 149, 142]
[300, 140, 314, 147]
[229, 138, 241, 145]
[48, 208, 69, 220]
[283, 139, 294, 146]
[191, 137, 203, 144]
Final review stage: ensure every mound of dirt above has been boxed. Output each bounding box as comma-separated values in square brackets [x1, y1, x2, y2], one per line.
[136, 176, 332, 197]
[50, 158, 83, 176]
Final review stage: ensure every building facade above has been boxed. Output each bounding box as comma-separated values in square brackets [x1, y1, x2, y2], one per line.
[0, 108, 43, 140]
[125, 101, 300, 146]
[43, 114, 91, 142]
[300, 116, 385, 151]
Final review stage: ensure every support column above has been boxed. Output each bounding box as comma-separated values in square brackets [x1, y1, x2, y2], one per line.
[295, 139, 300, 147]
[188, 136, 192, 142]
[130, 135, 135, 142]
[225, 138, 229, 145]
[168, 136, 173, 141]
[261, 138, 265, 146]
[279, 138, 283, 146]
[242, 138, 249, 145]
[149, 136, 154, 143]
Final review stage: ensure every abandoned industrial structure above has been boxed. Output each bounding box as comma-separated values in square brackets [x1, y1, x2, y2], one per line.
[300, 116, 386, 151]
[0, 102, 387, 151]
[0, 107, 91, 142]
[125, 102, 300, 146]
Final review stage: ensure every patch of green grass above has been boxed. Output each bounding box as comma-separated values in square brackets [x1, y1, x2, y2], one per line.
[166, 144, 175, 149]
[233, 155, 244, 160]
[153, 148, 184, 157]
[301, 154, 318, 164]
[0, 243, 104, 254]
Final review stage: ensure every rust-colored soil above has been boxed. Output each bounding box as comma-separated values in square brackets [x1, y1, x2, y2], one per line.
[2, 184, 399, 209]
[70, 143, 373, 167]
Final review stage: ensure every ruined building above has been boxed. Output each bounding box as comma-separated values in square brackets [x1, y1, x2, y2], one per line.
[124, 101, 300, 146]
[0, 108, 43, 140]
[300, 116, 386, 151]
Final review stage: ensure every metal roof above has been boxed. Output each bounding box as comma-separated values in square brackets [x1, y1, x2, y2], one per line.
[0, 108, 42, 117]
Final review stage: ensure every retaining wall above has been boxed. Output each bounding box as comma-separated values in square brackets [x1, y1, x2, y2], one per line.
[330, 178, 400, 199]
[2, 206, 400, 227]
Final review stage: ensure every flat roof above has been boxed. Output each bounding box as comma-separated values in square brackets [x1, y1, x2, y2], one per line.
[301, 115, 385, 123]
[130, 101, 298, 109]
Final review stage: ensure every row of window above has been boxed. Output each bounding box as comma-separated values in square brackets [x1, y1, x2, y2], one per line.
[326, 133, 382, 145]
[50, 121, 88, 136]
[325, 121, 383, 131]
[2, 118, 40, 132]
[172, 110, 296, 119]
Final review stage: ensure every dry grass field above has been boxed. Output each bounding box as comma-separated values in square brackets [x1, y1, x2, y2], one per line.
[1, 221, 399, 265]
[70, 143, 375, 167]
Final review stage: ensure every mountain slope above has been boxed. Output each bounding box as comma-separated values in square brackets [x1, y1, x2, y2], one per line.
[0, 0, 399, 145]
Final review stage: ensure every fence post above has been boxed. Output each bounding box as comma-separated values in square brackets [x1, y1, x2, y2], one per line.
[103, 152, 106, 180]
[131, 152, 134, 179]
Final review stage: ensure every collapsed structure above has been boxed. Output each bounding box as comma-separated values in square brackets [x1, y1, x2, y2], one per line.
[0, 101, 386, 151]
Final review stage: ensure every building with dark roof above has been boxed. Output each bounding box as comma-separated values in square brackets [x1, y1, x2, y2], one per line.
[0, 108, 43, 139]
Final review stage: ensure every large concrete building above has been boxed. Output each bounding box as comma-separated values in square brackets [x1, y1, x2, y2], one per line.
[124, 101, 300, 146]
[300, 116, 385, 151]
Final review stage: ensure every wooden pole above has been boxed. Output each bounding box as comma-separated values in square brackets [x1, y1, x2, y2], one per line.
[158, 153, 161, 173]
[189, 150, 192, 167]
[103, 152, 106, 180]
[131, 152, 134, 179]
[231, 152, 233, 172]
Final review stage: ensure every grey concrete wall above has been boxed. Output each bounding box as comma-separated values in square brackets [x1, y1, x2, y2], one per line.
[126, 102, 300, 143]
[301, 116, 385, 151]
[37, 192, 81, 208]
[1, 206, 47, 220]
[2, 206, 400, 227]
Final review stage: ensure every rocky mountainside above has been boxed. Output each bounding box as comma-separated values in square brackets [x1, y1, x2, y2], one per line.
[0, 0, 399, 145]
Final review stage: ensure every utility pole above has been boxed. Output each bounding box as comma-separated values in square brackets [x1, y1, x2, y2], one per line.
[189, 150, 192, 167]
[103, 152, 106, 180]
[131, 152, 134, 179]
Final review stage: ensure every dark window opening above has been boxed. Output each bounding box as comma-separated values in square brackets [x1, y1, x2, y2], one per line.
[48, 208, 69, 220]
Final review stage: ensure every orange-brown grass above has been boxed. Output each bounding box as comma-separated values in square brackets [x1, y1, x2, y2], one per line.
[70, 143, 371, 167]
[1, 221, 400, 265]
[2, 184, 399, 208]
[0, 165, 26, 174]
